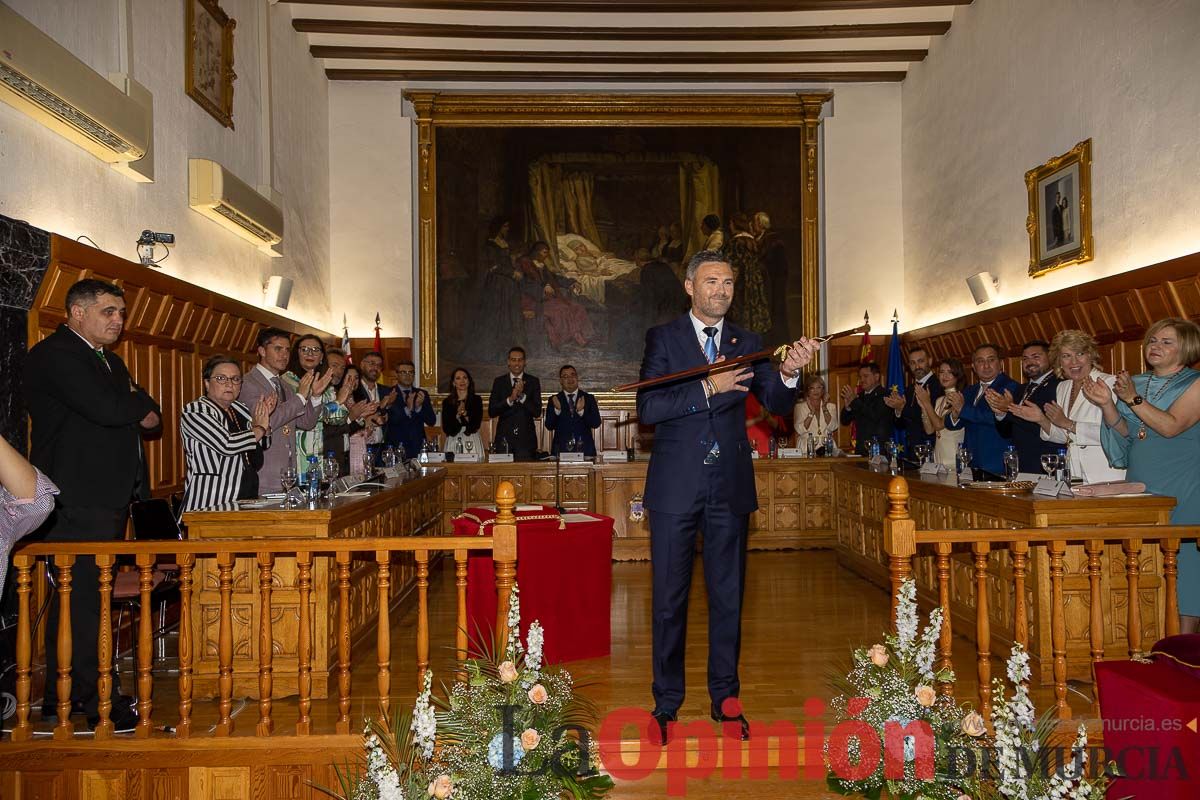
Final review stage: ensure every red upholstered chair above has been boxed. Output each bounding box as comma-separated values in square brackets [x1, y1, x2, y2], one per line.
[1095, 638, 1200, 800]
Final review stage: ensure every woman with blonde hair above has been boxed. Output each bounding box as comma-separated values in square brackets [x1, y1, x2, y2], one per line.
[1089, 317, 1200, 632]
[1007, 329, 1124, 482]
[794, 374, 839, 440]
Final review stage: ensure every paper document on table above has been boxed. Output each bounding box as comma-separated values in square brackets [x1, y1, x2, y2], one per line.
[562, 513, 598, 524]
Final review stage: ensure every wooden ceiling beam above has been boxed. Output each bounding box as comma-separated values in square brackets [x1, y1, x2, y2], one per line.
[295, 19, 951, 40]
[312, 46, 927, 63]
[325, 68, 906, 81]
[285, 0, 968, 11]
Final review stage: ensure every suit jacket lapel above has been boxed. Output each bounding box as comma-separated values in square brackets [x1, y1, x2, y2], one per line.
[718, 325, 740, 360]
[675, 315, 708, 369]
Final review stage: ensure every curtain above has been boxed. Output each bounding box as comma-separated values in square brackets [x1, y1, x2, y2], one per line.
[679, 159, 720, 263]
[562, 172, 605, 248]
[529, 162, 563, 263]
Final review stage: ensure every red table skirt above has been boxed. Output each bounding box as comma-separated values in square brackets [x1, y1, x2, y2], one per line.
[1095, 659, 1200, 799]
[457, 506, 613, 664]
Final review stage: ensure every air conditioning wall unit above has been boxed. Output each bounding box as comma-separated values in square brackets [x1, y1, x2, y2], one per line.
[188, 158, 284, 255]
[0, 1, 150, 165]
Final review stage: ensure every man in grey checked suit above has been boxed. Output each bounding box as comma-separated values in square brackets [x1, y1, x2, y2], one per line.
[239, 327, 327, 491]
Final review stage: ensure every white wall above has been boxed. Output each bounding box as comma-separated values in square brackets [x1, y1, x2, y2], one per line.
[328, 83, 414, 340]
[0, 0, 331, 330]
[901, 0, 1200, 331]
[823, 83, 905, 335]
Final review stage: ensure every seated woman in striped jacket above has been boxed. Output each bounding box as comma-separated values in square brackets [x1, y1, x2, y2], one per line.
[180, 355, 275, 513]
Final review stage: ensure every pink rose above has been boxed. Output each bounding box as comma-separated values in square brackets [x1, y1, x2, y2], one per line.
[914, 684, 936, 707]
[961, 711, 986, 737]
[868, 644, 889, 667]
[427, 775, 452, 799]
[521, 728, 541, 751]
[528, 684, 548, 705]
[498, 661, 518, 683]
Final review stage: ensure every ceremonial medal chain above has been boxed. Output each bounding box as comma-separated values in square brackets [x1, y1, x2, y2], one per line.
[1137, 369, 1184, 440]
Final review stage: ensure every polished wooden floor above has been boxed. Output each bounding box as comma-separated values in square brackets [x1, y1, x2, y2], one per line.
[31, 551, 1098, 799]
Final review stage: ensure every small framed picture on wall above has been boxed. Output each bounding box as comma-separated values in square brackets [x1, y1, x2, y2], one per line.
[1026, 139, 1093, 277]
[185, 0, 237, 129]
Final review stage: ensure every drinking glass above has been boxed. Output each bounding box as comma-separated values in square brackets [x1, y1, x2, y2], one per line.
[322, 455, 339, 498]
[914, 443, 930, 465]
[381, 446, 398, 469]
[956, 446, 972, 483]
[1003, 449, 1020, 482]
[280, 464, 298, 508]
[1040, 453, 1059, 478]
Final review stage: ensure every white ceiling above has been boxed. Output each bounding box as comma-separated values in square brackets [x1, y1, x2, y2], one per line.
[279, 0, 970, 86]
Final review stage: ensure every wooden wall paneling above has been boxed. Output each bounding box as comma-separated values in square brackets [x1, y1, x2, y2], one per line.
[28, 236, 334, 498]
[78, 770, 125, 800]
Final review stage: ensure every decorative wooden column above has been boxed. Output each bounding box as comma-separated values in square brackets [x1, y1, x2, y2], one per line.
[409, 91, 439, 389]
[798, 92, 831, 371]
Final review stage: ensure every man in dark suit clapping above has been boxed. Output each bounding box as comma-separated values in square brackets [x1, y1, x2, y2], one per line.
[840, 363, 894, 455]
[637, 250, 817, 745]
[24, 279, 161, 733]
[888, 346, 941, 455]
[487, 346, 541, 460]
[544, 364, 601, 456]
[990, 340, 1061, 473]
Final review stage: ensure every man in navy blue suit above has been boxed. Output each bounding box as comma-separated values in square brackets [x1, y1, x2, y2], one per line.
[946, 343, 1020, 477]
[888, 346, 941, 455]
[637, 250, 817, 745]
[544, 364, 601, 456]
[384, 360, 435, 458]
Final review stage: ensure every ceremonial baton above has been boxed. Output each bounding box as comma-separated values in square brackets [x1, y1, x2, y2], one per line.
[611, 323, 870, 393]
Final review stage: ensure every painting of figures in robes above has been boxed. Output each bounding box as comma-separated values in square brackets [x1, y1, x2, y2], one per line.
[434, 126, 803, 391]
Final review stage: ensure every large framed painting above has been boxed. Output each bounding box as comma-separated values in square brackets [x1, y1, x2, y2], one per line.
[1026, 139, 1093, 277]
[185, 0, 236, 129]
[407, 93, 830, 403]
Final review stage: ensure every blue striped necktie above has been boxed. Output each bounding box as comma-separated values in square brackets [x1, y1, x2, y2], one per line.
[703, 326, 718, 363]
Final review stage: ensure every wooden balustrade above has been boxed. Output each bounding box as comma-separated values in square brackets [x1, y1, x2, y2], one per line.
[880, 475, 1190, 723]
[3, 485, 519, 745]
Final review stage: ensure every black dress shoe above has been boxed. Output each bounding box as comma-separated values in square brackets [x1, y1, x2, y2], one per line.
[711, 707, 751, 741]
[649, 709, 676, 746]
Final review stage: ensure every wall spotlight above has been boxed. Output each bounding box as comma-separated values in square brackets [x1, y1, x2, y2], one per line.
[264, 275, 293, 310]
[966, 271, 1000, 305]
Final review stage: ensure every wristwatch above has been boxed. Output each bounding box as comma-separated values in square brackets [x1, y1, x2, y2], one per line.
[1132, 395, 1144, 406]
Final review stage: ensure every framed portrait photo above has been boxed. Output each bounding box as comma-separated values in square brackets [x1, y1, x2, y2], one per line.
[185, 0, 236, 129]
[1026, 139, 1092, 277]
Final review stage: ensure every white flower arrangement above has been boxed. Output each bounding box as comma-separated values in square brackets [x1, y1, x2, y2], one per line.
[411, 669, 437, 761]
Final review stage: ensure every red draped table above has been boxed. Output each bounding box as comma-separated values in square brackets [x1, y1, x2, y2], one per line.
[457, 505, 613, 664]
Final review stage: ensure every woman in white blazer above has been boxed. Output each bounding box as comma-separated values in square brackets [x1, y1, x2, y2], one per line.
[181, 356, 275, 513]
[1007, 329, 1125, 483]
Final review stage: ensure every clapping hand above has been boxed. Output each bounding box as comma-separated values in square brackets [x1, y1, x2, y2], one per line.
[379, 391, 398, 409]
[336, 375, 356, 405]
[252, 397, 273, 431]
[1043, 401, 1070, 428]
[1007, 397, 1045, 422]
[510, 378, 525, 402]
[985, 387, 1014, 414]
[550, 395, 561, 412]
[1082, 374, 1118, 407]
[913, 381, 932, 409]
[948, 390, 965, 414]
[1111, 371, 1136, 404]
[575, 394, 586, 414]
[297, 371, 316, 398]
[840, 384, 855, 407]
[312, 369, 334, 396]
[348, 399, 378, 422]
[883, 389, 905, 411]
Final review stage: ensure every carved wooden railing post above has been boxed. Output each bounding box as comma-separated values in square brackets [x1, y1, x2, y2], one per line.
[1123, 538, 1143, 658]
[1010, 541, 1030, 651]
[415, 550, 430, 691]
[336, 550, 353, 734]
[493, 481, 519, 645]
[257, 552, 275, 736]
[881, 476, 915, 628]
[94, 554, 115, 740]
[1084, 540, 1105, 665]
[135, 551, 156, 737]
[933, 542, 954, 697]
[11, 554, 35, 742]
[376, 551, 392, 716]
[176, 553, 195, 738]
[454, 549, 469, 682]
[296, 551, 313, 736]
[972, 542, 992, 720]
[53, 554, 75, 740]
[215, 551, 235, 736]
[1161, 538, 1180, 637]
[1048, 540, 1069, 720]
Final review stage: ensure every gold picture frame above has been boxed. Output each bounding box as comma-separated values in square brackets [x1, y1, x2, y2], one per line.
[1026, 139, 1093, 277]
[403, 91, 831, 405]
[185, 0, 236, 129]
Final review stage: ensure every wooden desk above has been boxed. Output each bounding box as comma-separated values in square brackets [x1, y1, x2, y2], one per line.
[437, 457, 857, 559]
[183, 469, 444, 699]
[831, 463, 1176, 682]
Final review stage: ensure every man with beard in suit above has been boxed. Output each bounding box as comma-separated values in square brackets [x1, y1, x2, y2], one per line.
[886, 346, 941, 456]
[988, 340, 1061, 473]
[637, 249, 817, 745]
